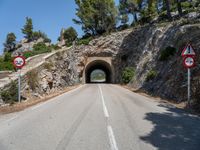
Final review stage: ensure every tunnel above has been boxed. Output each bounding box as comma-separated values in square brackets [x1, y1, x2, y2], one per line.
[85, 60, 112, 83]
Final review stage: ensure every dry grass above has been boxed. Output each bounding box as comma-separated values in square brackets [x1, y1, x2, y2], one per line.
[0, 85, 80, 115]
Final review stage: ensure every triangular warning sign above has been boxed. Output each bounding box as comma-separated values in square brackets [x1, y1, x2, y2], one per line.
[181, 44, 196, 57]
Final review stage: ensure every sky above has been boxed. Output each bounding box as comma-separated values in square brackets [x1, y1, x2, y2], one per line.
[0, 0, 119, 55]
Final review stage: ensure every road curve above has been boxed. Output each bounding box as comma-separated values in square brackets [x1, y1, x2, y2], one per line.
[0, 84, 200, 150]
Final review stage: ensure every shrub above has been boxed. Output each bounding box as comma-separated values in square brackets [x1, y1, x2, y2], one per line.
[50, 44, 61, 50]
[43, 62, 54, 71]
[23, 51, 35, 59]
[1, 81, 18, 104]
[4, 52, 12, 62]
[33, 42, 51, 53]
[122, 67, 135, 84]
[77, 37, 92, 45]
[159, 46, 177, 61]
[0, 62, 14, 71]
[146, 70, 157, 82]
[26, 70, 39, 91]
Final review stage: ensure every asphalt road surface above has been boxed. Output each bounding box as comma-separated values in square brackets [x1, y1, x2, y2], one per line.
[0, 84, 200, 150]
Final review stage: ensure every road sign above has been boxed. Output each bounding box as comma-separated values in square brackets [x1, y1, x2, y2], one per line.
[13, 56, 26, 69]
[13, 56, 25, 103]
[181, 44, 196, 57]
[183, 56, 195, 68]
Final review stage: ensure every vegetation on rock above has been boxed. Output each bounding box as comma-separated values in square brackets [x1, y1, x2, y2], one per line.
[122, 67, 135, 84]
[3, 32, 16, 52]
[0, 81, 18, 104]
[146, 70, 157, 82]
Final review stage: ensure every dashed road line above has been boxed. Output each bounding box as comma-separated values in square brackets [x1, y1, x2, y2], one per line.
[98, 85, 109, 118]
[107, 125, 119, 150]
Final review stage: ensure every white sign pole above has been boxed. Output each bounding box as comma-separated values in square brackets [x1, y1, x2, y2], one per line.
[18, 69, 21, 103]
[188, 68, 191, 105]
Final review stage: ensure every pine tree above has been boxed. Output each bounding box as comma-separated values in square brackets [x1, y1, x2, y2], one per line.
[63, 27, 78, 46]
[3, 32, 16, 52]
[21, 17, 33, 41]
[73, 0, 118, 35]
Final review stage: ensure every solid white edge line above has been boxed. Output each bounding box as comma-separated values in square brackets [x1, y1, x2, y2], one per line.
[98, 85, 109, 118]
[31, 85, 85, 110]
[107, 125, 119, 150]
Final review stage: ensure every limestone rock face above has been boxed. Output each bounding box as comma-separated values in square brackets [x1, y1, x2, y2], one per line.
[1, 14, 200, 103]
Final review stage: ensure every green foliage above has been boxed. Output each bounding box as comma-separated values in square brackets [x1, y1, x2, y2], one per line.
[26, 70, 39, 91]
[73, 0, 118, 35]
[33, 30, 51, 43]
[0, 62, 14, 71]
[3, 32, 16, 52]
[122, 67, 135, 84]
[146, 70, 157, 82]
[0, 81, 18, 104]
[4, 52, 12, 62]
[0, 52, 14, 71]
[77, 37, 92, 45]
[159, 46, 177, 61]
[23, 42, 51, 59]
[33, 42, 51, 53]
[21, 17, 33, 41]
[62, 27, 78, 47]
[50, 44, 61, 50]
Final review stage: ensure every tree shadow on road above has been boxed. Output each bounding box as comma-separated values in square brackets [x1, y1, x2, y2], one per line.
[140, 104, 200, 150]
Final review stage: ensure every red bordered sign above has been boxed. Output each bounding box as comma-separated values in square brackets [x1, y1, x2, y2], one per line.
[181, 44, 196, 57]
[183, 56, 195, 68]
[13, 56, 26, 69]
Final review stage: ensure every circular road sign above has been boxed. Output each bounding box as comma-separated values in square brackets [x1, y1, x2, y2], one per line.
[13, 56, 26, 69]
[183, 56, 195, 68]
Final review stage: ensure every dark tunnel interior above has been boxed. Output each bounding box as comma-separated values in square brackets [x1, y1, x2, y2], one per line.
[85, 60, 112, 83]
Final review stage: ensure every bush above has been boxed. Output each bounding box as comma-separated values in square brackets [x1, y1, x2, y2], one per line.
[159, 46, 177, 61]
[77, 37, 92, 45]
[122, 67, 135, 84]
[43, 62, 54, 71]
[33, 42, 51, 53]
[23, 42, 52, 59]
[4, 52, 12, 62]
[1, 81, 18, 104]
[146, 70, 157, 82]
[50, 44, 61, 50]
[0, 62, 14, 71]
[26, 70, 39, 91]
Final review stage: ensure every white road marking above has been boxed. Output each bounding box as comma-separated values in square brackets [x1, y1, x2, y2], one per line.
[98, 85, 109, 118]
[31, 85, 85, 110]
[107, 125, 119, 150]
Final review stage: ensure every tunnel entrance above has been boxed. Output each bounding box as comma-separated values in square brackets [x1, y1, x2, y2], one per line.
[85, 60, 112, 83]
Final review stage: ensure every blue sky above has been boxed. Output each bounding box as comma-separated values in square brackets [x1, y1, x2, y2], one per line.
[0, 0, 119, 55]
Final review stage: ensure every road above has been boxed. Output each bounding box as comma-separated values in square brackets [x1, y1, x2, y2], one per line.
[0, 84, 200, 150]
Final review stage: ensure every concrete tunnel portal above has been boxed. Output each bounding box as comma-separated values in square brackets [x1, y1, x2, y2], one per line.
[84, 58, 113, 83]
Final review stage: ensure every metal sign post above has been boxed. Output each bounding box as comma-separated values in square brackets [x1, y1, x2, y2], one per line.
[182, 43, 196, 106]
[187, 68, 191, 105]
[13, 56, 26, 103]
[18, 69, 21, 103]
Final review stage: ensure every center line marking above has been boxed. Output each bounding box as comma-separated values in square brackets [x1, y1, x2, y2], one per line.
[98, 85, 109, 118]
[107, 125, 119, 150]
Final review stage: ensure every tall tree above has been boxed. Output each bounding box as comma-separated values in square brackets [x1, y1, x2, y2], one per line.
[73, 0, 118, 35]
[21, 17, 33, 41]
[62, 27, 78, 46]
[176, 0, 183, 16]
[3, 32, 16, 52]
[165, 0, 172, 19]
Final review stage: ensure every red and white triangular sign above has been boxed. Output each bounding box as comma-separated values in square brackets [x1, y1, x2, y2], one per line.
[181, 44, 196, 57]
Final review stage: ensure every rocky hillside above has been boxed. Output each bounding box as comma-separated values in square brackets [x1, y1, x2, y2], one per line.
[1, 13, 200, 108]
[73, 13, 200, 103]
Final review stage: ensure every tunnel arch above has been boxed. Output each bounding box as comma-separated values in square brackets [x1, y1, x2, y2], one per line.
[84, 60, 113, 83]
